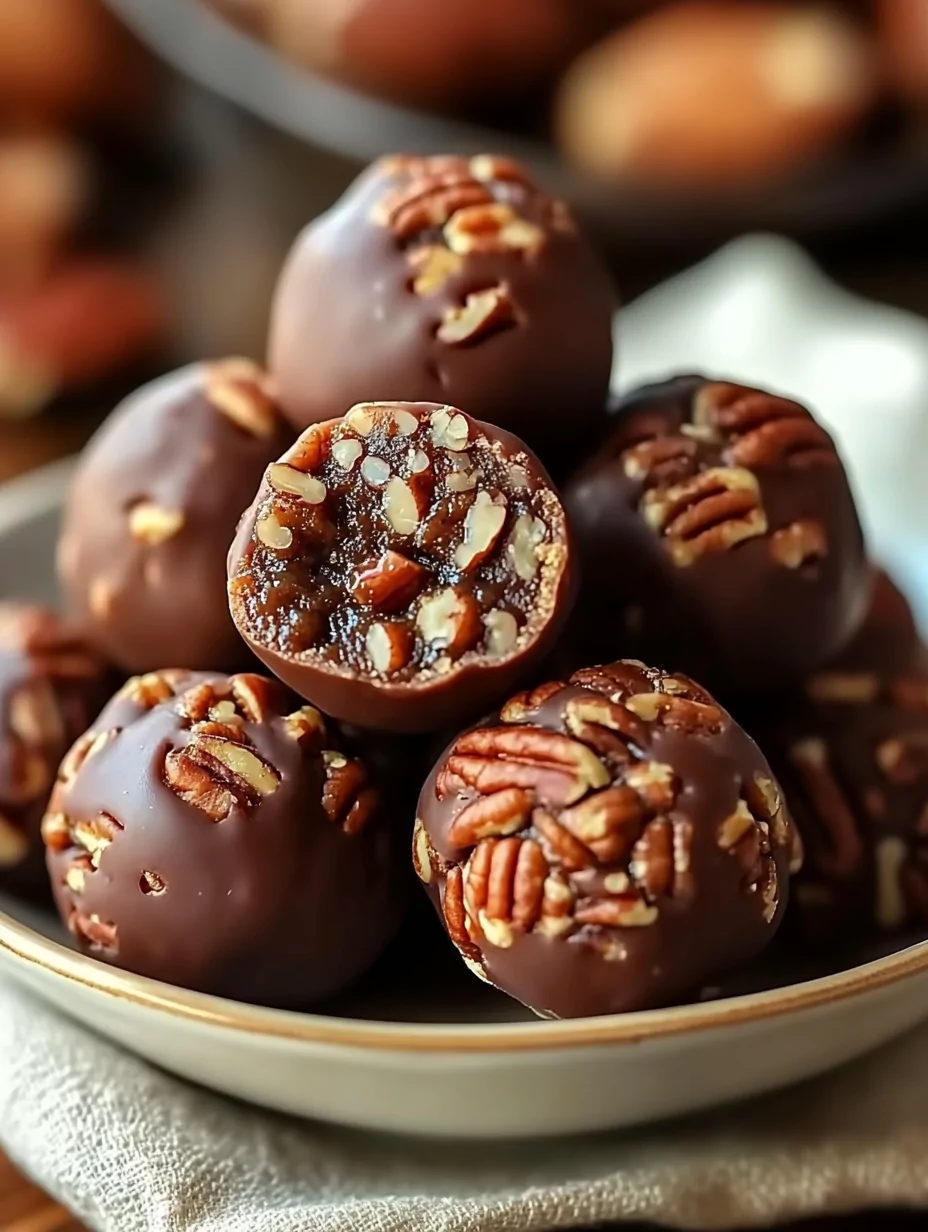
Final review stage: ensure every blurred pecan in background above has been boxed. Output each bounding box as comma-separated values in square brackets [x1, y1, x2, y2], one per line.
[262, 0, 597, 112]
[0, 0, 160, 123]
[876, 0, 928, 105]
[556, 2, 878, 185]
[0, 135, 90, 286]
[0, 261, 166, 419]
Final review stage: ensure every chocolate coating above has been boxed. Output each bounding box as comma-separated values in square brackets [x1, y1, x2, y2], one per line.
[267, 154, 617, 467]
[832, 568, 920, 674]
[57, 360, 294, 674]
[43, 670, 404, 1005]
[757, 571, 928, 941]
[0, 604, 111, 897]
[228, 401, 575, 733]
[564, 375, 870, 691]
[415, 660, 799, 1018]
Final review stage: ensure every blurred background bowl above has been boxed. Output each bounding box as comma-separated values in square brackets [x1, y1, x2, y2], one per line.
[104, 0, 928, 255]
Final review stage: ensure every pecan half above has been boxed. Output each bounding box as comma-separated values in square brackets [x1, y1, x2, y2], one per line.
[877, 733, 928, 786]
[437, 286, 517, 346]
[788, 737, 863, 879]
[117, 670, 182, 710]
[165, 731, 280, 821]
[69, 911, 117, 951]
[0, 814, 27, 866]
[558, 788, 645, 863]
[282, 705, 326, 747]
[444, 727, 610, 808]
[574, 895, 657, 927]
[442, 864, 483, 963]
[44, 811, 122, 867]
[693, 383, 836, 469]
[443, 203, 544, 257]
[413, 816, 437, 884]
[407, 245, 464, 296]
[9, 679, 64, 746]
[321, 750, 378, 834]
[464, 835, 549, 945]
[623, 691, 725, 735]
[621, 436, 697, 486]
[641, 466, 768, 566]
[206, 357, 279, 438]
[352, 551, 427, 612]
[805, 672, 880, 705]
[875, 836, 908, 932]
[373, 169, 492, 238]
[500, 681, 564, 724]
[128, 502, 185, 546]
[448, 787, 533, 846]
[416, 587, 481, 660]
[564, 694, 644, 762]
[629, 817, 674, 899]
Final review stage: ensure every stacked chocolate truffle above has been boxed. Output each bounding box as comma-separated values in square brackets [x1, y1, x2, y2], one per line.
[28, 151, 907, 1019]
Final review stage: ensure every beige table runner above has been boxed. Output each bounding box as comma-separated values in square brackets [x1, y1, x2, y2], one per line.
[1, 981, 927, 1231]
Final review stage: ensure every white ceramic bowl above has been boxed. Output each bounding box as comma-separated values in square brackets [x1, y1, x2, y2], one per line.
[0, 459, 926, 1140]
[4, 242, 928, 1138]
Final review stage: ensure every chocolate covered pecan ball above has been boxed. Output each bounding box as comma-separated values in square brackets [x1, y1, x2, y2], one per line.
[0, 604, 111, 896]
[43, 670, 403, 1005]
[564, 376, 870, 691]
[415, 660, 800, 1017]
[57, 360, 294, 674]
[267, 154, 617, 465]
[228, 401, 575, 732]
[758, 573, 928, 942]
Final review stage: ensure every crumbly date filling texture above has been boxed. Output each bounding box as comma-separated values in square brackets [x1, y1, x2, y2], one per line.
[230, 404, 566, 682]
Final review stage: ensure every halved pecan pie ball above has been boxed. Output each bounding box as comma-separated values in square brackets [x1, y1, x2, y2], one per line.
[57, 359, 294, 674]
[564, 375, 870, 691]
[415, 660, 801, 1018]
[228, 401, 575, 732]
[43, 670, 403, 1005]
[0, 604, 111, 897]
[267, 153, 617, 467]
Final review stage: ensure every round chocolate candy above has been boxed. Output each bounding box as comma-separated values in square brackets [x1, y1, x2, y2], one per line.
[228, 401, 575, 733]
[564, 375, 870, 691]
[758, 572, 928, 941]
[415, 659, 800, 1018]
[43, 669, 403, 1005]
[57, 360, 294, 674]
[267, 154, 617, 465]
[0, 604, 111, 897]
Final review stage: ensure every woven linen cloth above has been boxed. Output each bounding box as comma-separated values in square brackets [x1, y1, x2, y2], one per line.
[3, 981, 928, 1231]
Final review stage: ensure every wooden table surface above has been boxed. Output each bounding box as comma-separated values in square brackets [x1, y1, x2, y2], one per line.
[0, 1155, 82, 1232]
